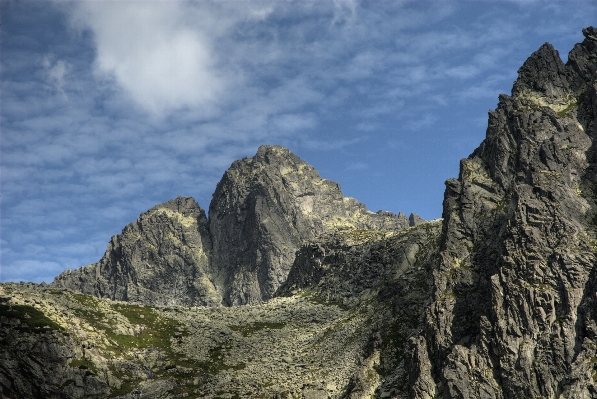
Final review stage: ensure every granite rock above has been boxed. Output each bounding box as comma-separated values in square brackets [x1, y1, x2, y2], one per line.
[53, 146, 417, 307]
[53, 197, 220, 307]
[209, 145, 413, 305]
[407, 26, 597, 399]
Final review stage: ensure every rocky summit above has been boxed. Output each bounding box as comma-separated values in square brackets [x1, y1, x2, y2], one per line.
[2, 26, 597, 399]
[52, 145, 420, 308]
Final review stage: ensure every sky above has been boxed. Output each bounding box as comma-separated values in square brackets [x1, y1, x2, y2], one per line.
[1, 0, 596, 284]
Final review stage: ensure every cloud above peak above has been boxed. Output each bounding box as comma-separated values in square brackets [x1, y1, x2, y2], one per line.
[69, 1, 227, 116]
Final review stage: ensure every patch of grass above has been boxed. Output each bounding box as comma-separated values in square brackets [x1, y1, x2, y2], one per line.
[205, 344, 245, 373]
[301, 291, 350, 310]
[69, 358, 98, 375]
[69, 293, 107, 326]
[101, 302, 188, 357]
[0, 304, 64, 333]
[71, 292, 101, 308]
[108, 378, 141, 398]
[556, 100, 578, 118]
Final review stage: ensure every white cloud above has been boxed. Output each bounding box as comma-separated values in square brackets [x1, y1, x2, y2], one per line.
[42, 54, 70, 93]
[69, 1, 228, 116]
[3, 0, 596, 284]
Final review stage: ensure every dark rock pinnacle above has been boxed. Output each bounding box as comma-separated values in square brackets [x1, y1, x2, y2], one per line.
[407, 26, 597, 399]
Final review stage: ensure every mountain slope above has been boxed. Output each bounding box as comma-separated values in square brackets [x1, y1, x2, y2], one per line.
[53, 197, 219, 307]
[5, 25, 597, 399]
[408, 26, 597, 399]
[2, 219, 440, 399]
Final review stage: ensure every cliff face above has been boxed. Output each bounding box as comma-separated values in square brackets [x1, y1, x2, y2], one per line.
[209, 145, 414, 305]
[2, 220, 439, 399]
[53, 197, 220, 307]
[278, 220, 442, 396]
[408, 27, 597, 399]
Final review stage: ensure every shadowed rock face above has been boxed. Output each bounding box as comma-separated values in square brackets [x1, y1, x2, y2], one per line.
[53, 146, 418, 307]
[407, 27, 597, 399]
[209, 145, 414, 305]
[53, 197, 220, 307]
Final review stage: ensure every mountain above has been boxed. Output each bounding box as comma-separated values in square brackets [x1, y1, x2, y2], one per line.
[0, 220, 440, 399]
[1, 26, 596, 399]
[51, 197, 219, 307]
[408, 26, 597, 399]
[209, 145, 418, 305]
[52, 145, 421, 307]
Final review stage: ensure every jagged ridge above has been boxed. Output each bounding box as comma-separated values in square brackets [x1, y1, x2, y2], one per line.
[3, 25, 596, 399]
[53, 145, 422, 307]
[407, 26, 597, 399]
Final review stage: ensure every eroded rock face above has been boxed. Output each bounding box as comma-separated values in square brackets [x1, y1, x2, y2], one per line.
[0, 293, 110, 399]
[407, 27, 597, 399]
[53, 197, 220, 307]
[209, 145, 413, 305]
[9, 25, 597, 399]
[2, 220, 439, 399]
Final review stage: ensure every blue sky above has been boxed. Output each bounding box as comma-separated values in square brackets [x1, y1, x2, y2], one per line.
[2, 0, 595, 283]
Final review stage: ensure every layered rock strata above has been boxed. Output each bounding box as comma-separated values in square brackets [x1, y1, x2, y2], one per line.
[408, 26, 597, 399]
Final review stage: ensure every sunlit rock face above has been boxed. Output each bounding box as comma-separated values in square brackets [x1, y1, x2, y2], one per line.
[27, 25, 597, 399]
[408, 26, 597, 399]
[52, 197, 219, 307]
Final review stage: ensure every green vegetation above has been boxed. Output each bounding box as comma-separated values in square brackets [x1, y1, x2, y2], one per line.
[298, 290, 350, 310]
[69, 358, 98, 376]
[556, 100, 578, 118]
[70, 293, 107, 326]
[0, 303, 63, 333]
[108, 378, 142, 398]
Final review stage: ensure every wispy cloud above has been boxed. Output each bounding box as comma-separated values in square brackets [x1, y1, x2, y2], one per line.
[42, 54, 70, 94]
[68, 2, 227, 116]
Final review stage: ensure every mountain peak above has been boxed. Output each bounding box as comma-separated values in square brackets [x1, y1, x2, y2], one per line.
[53, 145, 418, 307]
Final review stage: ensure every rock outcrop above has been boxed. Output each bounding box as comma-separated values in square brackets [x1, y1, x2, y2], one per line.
[407, 26, 597, 398]
[54, 146, 419, 306]
[1, 219, 437, 399]
[0, 292, 111, 398]
[53, 197, 219, 307]
[209, 145, 416, 305]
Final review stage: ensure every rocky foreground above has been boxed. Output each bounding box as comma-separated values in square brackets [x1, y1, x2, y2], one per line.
[2, 26, 597, 399]
[1, 221, 441, 399]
